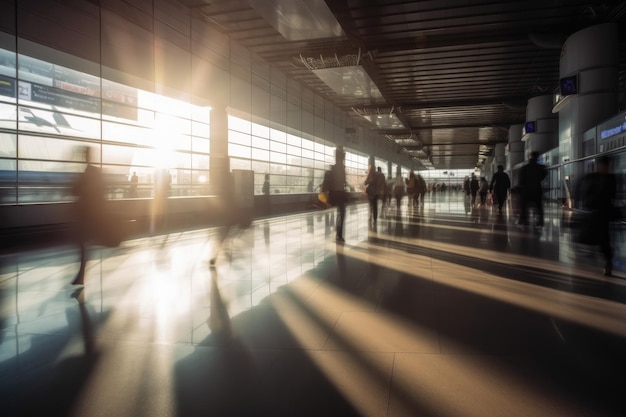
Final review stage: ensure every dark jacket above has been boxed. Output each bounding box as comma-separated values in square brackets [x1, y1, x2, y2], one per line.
[490, 171, 511, 195]
[519, 160, 546, 197]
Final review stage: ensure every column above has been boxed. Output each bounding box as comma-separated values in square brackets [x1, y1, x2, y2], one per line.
[558, 23, 619, 163]
[524, 95, 558, 157]
[210, 105, 230, 196]
[507, 124, 524, 171]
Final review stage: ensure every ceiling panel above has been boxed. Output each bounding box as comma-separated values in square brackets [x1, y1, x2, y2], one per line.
[181, 0, 626, 169]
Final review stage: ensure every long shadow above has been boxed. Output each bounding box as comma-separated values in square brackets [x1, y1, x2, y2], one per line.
[0, 297, 107, 417]
[295, 247, 625, 416]
[173, 267, 364, 417]
[173, 240, 625, 416]
[366, 234, 626, 304]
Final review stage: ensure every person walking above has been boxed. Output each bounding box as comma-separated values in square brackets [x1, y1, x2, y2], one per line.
[365, 165, 380, 227]
[489, 165, 511, 213]
[393, 173, 405, 211]
[71, 146, 106, 286]
[575, 155, 617, 276]
[416, 173, 427, 206]
[469, 174, 479, 206]
[479, 176, 489, 205]
[518, 151, 547, 227]
[327, 158, 347, 242]
[406, 171, 418, 207]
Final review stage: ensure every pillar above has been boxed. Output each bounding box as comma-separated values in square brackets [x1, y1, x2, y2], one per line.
[210, 106, 230, 195]
[558, 23, 619, 163]
[507, 124, 525, 171]
[524, 95, 558, 158]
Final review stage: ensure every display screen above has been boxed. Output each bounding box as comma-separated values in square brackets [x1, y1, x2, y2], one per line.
[560, 75, 578, 96]
[524, 121, 536, 134]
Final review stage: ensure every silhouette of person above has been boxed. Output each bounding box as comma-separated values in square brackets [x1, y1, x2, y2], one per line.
[328, 156, 347, 242]
[129, 171, 138, 197]
[71, 146, 105, 285]
[463, 176, 470, 199]
[576, 155, 617, 276]
[416, 173, 427, 206]
[365, 165, 382, 227]
[393, 173, 405, 210]
[262, 174, 270, 195]
[469, 174, 479, 205]
[406, 171, 418, 207]
[490, 165, 511, 213]
[518, 151, 547, 227]
[479, 176, 489, 205]
[375, 166, 386, 211]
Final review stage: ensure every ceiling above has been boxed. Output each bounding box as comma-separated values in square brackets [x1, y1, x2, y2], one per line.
[180, 0, 626, 170]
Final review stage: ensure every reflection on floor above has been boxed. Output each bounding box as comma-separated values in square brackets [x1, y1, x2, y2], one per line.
[1, 193, 625, 417]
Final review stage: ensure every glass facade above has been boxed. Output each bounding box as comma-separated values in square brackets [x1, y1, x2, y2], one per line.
[0, 41, 405, 204]
[0, 48, 211, 204]
[228, 113, 370, 195]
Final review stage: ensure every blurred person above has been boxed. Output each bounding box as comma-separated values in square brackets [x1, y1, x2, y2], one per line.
[71, 146, 105, 286]
[469, 174, 479, 205]
[489, 165, 511, 213]
[479, 176, 489, 205]
[463, 176, 470, 199]
[416, 173, 427, 206]
[209, 172, 253, 267]
[406, 171, 417, 207]
[262, 173, 270, 195]
[518, 151, 547, 227]
[575, 155, 617, 276]
[364, 165, 379, 227]
[129, 171, 138, 197]
[393, 173, 405, 210]
[328, 159, 347, 242]
[375, 167, 387, 213]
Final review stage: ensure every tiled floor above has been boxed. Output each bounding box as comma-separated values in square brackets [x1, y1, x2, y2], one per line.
[1, 193, 625, 417]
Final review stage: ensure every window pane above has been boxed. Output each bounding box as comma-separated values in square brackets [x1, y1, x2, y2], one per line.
[192, 121, 209, 137]
[192, 154, 209, 170]
[301, 157, 314, 168]
[18, 107, 100, 139]
[0, 102, 16, 130]
[192, 137, 210, 153]
[287, 134, 301, 147]
[285, 165, 301, 176]
[229, 143, 251, 159]
[252, 136, 269, 150]
[103, 121, 153, 146]
[251, 148, 269, 162]
[270, 128, 286, 142]
[228, 115, 251, 133]
[19, 135, 91, 162]
[270, 152, 286, 164]
[229, 130, 251, 146]
[250, 160, 269, 173]
[0, 132, 16, 157]
[286, 144, 300, 156]
[270, 141, 286, 153]
[252, 122, 269, 138]
[230, 157, 251, 171]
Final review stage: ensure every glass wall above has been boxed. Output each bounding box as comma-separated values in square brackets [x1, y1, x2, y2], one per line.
[0, 42, 390, 203]
[0, 47, 211, 204]
[418, 168, 475, 189]
[344, 148, 369, 193]
[228, 114, 335, 195]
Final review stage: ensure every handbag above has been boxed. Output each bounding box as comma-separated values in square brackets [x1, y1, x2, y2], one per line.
[318, 191, 329, 204]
